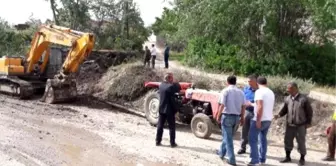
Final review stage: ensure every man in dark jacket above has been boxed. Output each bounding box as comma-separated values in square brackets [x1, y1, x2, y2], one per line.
[143, 46, 151, 67]
[164, 43, 170, 69]
[274, 82, 313, 166]
[155, 73, 181, 147]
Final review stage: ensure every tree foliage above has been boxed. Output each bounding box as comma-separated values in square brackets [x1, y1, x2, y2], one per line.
[0, 16, 41, 56]
[0, 0, 150, 57]
[152, 0, 336, 85]
[48, 0, 150, 50]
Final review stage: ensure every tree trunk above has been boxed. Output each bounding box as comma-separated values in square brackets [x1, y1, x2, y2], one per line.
[49, 0, 59, 25]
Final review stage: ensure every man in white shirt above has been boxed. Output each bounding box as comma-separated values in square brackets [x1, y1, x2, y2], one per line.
[150, 44, 157, 68]
[246, 76, 275, 166]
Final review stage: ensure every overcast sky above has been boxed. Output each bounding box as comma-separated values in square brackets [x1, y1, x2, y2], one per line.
[0, 0, 171, 26]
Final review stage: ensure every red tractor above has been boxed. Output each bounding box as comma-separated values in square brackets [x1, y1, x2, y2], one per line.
[143, 81, 223, 139]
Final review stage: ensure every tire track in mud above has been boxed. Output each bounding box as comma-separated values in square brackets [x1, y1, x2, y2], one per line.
[0, 90, 332, 166]
[0, 94, 178, 166]
[0, 143, 48, 166]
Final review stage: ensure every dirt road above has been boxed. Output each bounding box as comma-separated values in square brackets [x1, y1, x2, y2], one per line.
[0, 95, 174, 166]
[0, 92, 334, 166]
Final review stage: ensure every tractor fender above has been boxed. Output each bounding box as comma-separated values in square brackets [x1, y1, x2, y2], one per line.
[144, 81, 161, 88]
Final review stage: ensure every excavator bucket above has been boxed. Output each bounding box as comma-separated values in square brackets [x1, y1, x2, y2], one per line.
[41, 78, 77, 104]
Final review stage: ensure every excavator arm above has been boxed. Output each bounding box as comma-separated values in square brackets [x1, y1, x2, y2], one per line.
[25, 24, 95, 103]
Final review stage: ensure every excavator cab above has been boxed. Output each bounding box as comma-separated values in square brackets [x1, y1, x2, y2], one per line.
[43, 47, 68, 79]
[0, 24, 95, 104]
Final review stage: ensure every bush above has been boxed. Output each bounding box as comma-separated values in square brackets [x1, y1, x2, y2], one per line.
[184, 37, 336, 86]
[169, 51, 185, 62]
[267, 75, 315, 96]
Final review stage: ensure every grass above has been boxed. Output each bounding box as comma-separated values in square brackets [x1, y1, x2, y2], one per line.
[168, 52, 336, 96]
[169, 51, 185, 62]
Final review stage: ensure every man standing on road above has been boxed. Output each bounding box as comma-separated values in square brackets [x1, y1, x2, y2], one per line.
[322, 109, 336, 161]
[155, 73, 181, 148]
[247, 76, 275, 166]
[237, 74, 258, 155]
[150, 44, 157, 68]
[164, 43, 170, 69]
[274, 82, 313, 166]
[143, 46, 151, 67]
[216, 75, 246, 166]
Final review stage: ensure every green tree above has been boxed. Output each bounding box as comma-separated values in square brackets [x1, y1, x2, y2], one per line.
[152, 0, 336, 85]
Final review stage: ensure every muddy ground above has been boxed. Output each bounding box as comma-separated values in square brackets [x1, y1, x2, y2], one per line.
[0, 92, 334, 166]
[0, 50, 335, 166]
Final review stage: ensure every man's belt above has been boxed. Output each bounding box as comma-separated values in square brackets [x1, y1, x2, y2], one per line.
[222, 113, 240, 116]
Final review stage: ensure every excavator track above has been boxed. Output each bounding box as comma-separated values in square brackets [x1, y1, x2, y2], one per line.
[0, 76, 35, 99]
[0, 76, 78, 104]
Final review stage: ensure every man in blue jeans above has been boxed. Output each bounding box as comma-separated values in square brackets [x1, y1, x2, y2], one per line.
[237, 74, 258, 154]
[247, 76, 275, 166]
[215, 75, 246, 166]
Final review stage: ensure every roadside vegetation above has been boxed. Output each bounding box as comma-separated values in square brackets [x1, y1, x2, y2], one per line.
[152, 0, 336, 94]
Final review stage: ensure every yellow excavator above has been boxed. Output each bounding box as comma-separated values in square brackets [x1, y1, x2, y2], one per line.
[0, 24, 95, 103]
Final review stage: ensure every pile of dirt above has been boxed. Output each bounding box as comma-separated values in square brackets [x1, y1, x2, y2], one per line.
[87, 62, 225, 107]
[87, 50, 138, 69]
[95, 63, 163, 102]
[77, 57, 225, 110]
[77, 50, 139, 95]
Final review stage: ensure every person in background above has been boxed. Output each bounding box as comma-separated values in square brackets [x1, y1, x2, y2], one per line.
[155, 73, 181, 148]
[274, 82, 313, 166]
[247, 76, 275, 166]
[322, 109, 336, 161]
[215, 75, 245, 166]
[164, 43, 170, 69]
[237, 74, 258, 155]
[150, 44, 157, 68]
[143, 46, 151, 67]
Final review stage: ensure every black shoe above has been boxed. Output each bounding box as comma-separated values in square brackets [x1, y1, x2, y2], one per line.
[280, 158, 291, 163]
[156, 142, 161, 146]
[299, 159, 305, 166]
[246, 162, 257, 166]
[215, 150, 224, 159]
[224, 159, 237, 166]
[170, 143, 178, 148]
[322, 157, 335, 161]
[237, 149, 246, 154]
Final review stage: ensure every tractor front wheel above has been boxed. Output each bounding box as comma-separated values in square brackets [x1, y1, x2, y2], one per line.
[191, 113, 213, 139]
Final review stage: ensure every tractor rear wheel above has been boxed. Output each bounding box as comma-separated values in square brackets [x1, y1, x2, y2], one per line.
[144, 90, 160, 126]
[191, 113, 213, 139]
